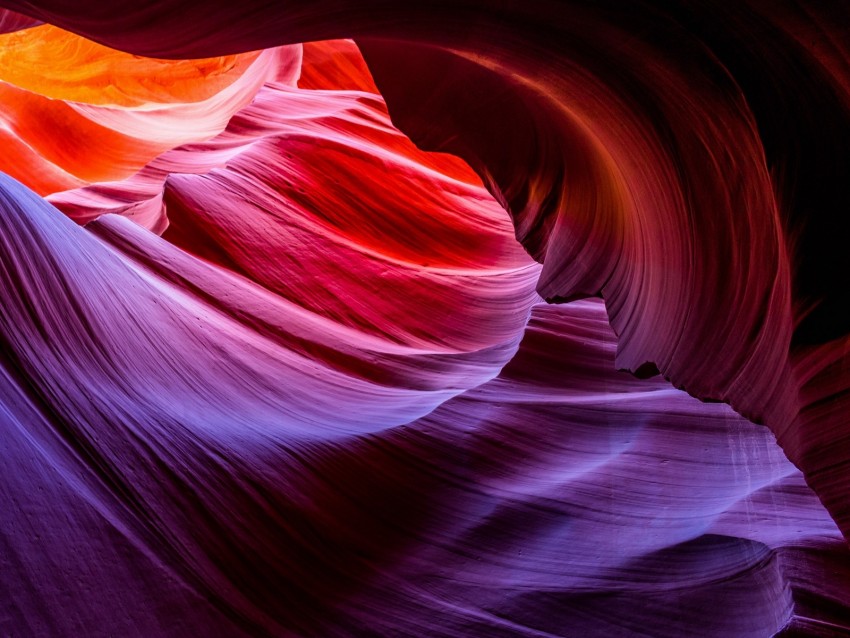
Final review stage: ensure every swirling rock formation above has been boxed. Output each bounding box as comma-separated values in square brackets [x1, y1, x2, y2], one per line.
[0, 3, 849, 637]
[0, 24, 300, 195]
[4, 0, 847, 542]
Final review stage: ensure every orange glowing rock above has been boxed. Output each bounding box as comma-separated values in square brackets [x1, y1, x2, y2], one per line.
[0, 25, 294, 194]
[0, 24, 261, 106]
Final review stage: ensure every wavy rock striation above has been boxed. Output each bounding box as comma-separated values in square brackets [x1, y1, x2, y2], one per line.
[0, 6, 848, 637]
[1, 169, 847, 632]
[3, 0, 847, 544]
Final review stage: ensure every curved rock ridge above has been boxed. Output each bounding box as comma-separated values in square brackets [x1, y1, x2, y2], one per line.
[3, 0, 848, 544]
[0, 178, 846, 633]
[0, 24, 301, 194]
[42, 43, 540, 368]
[47, 40, 486, 232]
[0, 7, 848, 637]
[0, 150, 535, 631]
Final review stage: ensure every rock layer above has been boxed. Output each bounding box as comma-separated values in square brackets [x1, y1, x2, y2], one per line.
[2, 0, 849, 545]
[0, 7, 848, 637]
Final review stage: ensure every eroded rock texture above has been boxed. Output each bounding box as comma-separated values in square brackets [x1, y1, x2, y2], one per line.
[0, 4, 849, 637]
